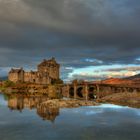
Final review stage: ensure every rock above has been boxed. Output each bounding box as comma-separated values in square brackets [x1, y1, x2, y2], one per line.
[41, 99, 99, 109]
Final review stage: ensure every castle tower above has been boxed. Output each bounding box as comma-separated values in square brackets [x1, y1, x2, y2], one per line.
[8, 68, 24, 83]
[37, 57, 60, 80]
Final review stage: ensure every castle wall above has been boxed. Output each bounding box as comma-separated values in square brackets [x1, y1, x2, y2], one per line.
[19, 70, 24, 82]
[35, 72, 51, 85]
[8, 69, 24, 83]
[24, 72, 38, 83]
[24, 72, 32, 83]
[48, 65, 59, 79]
[9, 73, 19, 83]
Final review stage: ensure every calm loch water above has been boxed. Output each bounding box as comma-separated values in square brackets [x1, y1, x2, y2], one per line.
[0, 94, 140, 140]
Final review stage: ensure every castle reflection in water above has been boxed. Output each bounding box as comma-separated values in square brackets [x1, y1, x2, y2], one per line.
[6, 94, 59, 122]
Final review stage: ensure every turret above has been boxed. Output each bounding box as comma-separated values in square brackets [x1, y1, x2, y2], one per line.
[37, 58, 60, 79]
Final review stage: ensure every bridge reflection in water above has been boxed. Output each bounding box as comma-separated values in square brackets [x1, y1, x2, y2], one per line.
[6, 95, 59, 122]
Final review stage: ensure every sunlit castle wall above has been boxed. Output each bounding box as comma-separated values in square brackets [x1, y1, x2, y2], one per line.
[8, 68, 24, 83]
[37, 57, 60, 80]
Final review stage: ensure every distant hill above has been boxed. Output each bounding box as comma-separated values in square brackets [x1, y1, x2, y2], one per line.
[100, 74, 140, 85]
[100, 78, 133, 85]
[0, 76, 8, 81]
[124, 74, 140, 80]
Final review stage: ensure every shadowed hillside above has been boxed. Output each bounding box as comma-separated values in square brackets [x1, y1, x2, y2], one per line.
[125, 74, 140, 80]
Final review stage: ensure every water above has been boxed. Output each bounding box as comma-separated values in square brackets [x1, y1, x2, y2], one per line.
[0, 94, 140, 140]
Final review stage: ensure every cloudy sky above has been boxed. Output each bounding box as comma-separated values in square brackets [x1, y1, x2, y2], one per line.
[0, 0, 140, 81]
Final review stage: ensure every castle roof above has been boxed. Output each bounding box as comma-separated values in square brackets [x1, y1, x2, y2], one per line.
[38, 57, 59, 67]
[9, 68, 24, 73]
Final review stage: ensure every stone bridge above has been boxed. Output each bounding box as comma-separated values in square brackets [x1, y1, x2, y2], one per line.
[62, 83, 140, 100]
[4, 82, 140, 101]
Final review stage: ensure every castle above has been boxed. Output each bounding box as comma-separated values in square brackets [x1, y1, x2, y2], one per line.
[8, 57, 60, 85]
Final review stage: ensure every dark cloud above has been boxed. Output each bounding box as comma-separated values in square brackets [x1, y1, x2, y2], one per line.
[0, 0, 140, 80]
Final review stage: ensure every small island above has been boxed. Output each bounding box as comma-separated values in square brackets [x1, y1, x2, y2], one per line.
[0, 58, 140, 109]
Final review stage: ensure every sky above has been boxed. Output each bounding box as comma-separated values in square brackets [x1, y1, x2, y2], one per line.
[0, 0, 140, 81]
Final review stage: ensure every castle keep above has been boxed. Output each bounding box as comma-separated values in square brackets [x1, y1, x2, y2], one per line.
[8, 58, 60, 84]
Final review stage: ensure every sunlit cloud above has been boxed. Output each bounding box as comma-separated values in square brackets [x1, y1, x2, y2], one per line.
[68, 65, 140, 81]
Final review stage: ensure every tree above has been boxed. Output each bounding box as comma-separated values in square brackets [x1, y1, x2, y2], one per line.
[3, 80, 15, 88]
[51, 79, 63, 85]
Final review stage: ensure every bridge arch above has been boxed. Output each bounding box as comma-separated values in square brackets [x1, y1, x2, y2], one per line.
[77, 87, 84, 98]
[69, 87, 74, 97]
[88, 86, 96, 99]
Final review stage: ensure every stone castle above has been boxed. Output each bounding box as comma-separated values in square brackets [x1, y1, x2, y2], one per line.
[8, 57, 60, 84]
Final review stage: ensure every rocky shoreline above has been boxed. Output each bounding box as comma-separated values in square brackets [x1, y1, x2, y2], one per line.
[40, 99, 99, 108]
